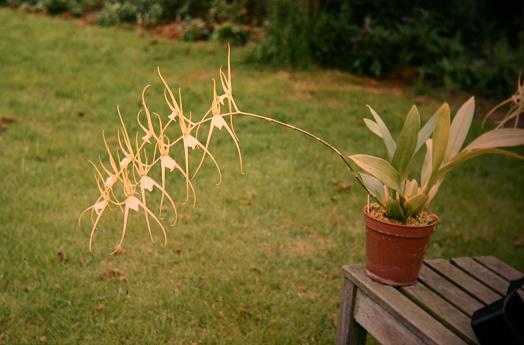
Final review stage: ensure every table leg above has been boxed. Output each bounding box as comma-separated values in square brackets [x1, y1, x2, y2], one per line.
[336, 277, 368, 345]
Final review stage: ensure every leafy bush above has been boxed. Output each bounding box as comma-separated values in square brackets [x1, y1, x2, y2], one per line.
[255, 0, 524, 96]
[181, 18, 212, 41]
[43, 0, 69, 14]
[212, 22, 250, 46]
[253, 0, 313, 68]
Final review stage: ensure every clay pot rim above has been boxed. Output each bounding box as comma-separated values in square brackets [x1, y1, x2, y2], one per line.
[363, 204, 440, 229]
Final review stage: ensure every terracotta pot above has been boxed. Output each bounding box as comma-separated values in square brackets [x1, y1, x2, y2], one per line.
[364, 206, 439, 286]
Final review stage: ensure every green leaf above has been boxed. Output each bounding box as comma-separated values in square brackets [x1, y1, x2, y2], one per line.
[421, 139, 432, 188]
[464, 128, 524, 151]
[360, 172, 385, 205]
[437, 148, 524, 180]
[366, 105, 397, 160]
[386, 199, 405, 221]
[392, 105, 420, 179]
[349, 154, 401, 192]
[403, 194, 428, 218]
[444, 96, 475, 162]
[363, 118, 382, 138]
[404, 179, 419, 198]
[431, 103, 451, 172]
[416, 110, 438, 152]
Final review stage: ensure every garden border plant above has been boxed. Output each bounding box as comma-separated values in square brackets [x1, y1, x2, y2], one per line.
[81, 46, 524, 287]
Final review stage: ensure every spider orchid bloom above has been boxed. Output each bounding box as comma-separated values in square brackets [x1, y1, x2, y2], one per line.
[484, 75, 524, 128]
[79, 163, 124, 253]
[110, 170, 167, 255]
[136, 85, 157, 144]
[219, 44, 240, 134]
[134, 142, 178, 243]
[193, 79, 244, 179]
[149, 111, 197, 212]
[157, 68, 222, 203]
[98, 132, 121, 189]
[117, 106, 136, 169]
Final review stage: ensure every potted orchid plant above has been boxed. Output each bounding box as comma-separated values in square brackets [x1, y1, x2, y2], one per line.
[349, 89, 524, 285]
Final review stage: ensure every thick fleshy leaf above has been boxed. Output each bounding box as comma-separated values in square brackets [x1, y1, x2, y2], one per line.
[464, 128, 524, 151]
[405, 179, 419, 198]
[366, 105, 397, 160]
[404, 194, 428, 217]
[363, 118, 382, 137]
[360, 172, 386, 205]
[386, 199, 405, 221]
[431, 103, 451, 171]
[416, 111, 438, 152]
[421, 139, 433, 188]
[392, 105, 420, 179]
[349, 154, 401, 191]
[444, 96, 475, 162]
[437, 148, 524, 180]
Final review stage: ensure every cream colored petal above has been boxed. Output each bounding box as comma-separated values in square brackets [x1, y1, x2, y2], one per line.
[120, 156, 132, 168]
[140, 175, 155, 192]
[183, 134, 199, 149]
[126, 196, 141, 212]
[211, 115, 227, 130]
[94, 200, 108, 215]
[104, 175, 117, 188]
[160, 155, 176, 172]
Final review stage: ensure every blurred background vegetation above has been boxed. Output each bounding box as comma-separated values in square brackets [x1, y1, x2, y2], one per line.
[2, 0, 523, 96]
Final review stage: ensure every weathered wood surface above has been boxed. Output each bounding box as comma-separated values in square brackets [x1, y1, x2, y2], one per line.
[401, 282, 477, 344]
[425, 259, 501, 304]
[353, 291, 422, 345]
[418, 264, 483, 316]
[344, 266, 467, 345]
[336, 277, 367, 345]
[451, 257, 509, 295]
[337, 257, 523, 345]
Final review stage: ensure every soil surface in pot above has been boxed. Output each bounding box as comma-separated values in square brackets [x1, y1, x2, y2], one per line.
[366, 203, 438, 226]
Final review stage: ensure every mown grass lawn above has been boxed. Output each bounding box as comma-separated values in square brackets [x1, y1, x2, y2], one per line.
[0, 8, 523, 345]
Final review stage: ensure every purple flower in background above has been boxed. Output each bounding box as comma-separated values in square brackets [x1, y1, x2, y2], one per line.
[423, 12, 432, 22]
[401, 15, 413, 24]
[351, 36, 361, 48]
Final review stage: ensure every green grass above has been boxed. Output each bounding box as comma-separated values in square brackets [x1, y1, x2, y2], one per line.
[0, 9, 523, 344]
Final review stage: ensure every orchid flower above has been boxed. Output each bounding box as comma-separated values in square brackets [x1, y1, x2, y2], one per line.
[157, 68, 222, 203]
[483, 75, 524, 128]
[110, 168, 166, 255]
[134, 136, 177, 243]
[193, 79, 244, 179]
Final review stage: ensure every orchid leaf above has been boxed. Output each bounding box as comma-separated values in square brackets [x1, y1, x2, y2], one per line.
[360, 172, 386, 206]
[464, 128, 524, 151]
[391, 105, 420, 179]
[349, 154, 401, 192]
[444, 96, 475, 162]
[431, 103, 451, 172]
[403, 194, 428, 218]
[366, 105, 396, 160]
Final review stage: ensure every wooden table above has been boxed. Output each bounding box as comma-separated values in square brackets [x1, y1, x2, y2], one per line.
[336, 256, 524, 345]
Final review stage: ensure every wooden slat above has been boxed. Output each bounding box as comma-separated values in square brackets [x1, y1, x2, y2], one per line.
[425, 259, 501, 304]
[474, 256, 524, 281]
[474, 256, 524, 299]
[418, 264, 483, 316]
[354, 291, 422, 345]
[451, 257, 509, 295]
[344, 266, 467, 345]
[402, 283, 478, 344]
